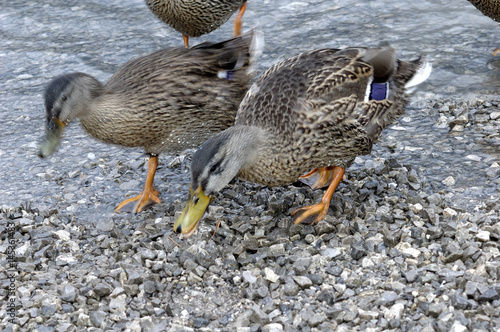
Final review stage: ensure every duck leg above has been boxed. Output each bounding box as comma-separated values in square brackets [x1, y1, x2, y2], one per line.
[493, 47, 500, 56]
[298, 166, 335, 190]
[183, 35, 190, 48]
[233, 2, 247, 37]
[114, 155, 161, 213]
[291, 166, 345, 225]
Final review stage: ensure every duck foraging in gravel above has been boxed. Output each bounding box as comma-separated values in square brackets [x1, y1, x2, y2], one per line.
[37, 30, 260, 213]
[174, 43, 432, 237]
[467, 0, 500, 55]
[145, 0, 247, 48]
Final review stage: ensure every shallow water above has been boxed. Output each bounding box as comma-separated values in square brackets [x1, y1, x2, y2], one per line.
[0, 0, 499, 220]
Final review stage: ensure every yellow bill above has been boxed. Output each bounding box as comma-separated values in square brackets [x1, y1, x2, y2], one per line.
[37, 117, 66, 158]
[174, 185, 213, 237]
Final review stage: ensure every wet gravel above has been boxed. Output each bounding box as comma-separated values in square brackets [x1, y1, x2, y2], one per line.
[1, 0, 500, 331]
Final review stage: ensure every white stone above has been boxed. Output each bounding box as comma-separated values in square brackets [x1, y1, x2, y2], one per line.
[490, 112, 500, 120]
[410, 203, 423, 213]
[465, 154, 481, 161]
[361, 257, 374, 268]
[52, 229, 71, 241]
[262, 323, 283, 332]
[358, 308, 379, 320]
[384, 303, 404, 320]
[450, 320, 467, 332]
[442, 176, 456, 186]
[476, 230, 490, 242]
[55, 254, 77, 266]
[242, 270, 257, 284]
[109, 294, 127, 313]
[443, 207, 457, 218]
[264, 267, 279, 283]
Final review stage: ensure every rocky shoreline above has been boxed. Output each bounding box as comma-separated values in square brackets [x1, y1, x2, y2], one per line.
[1, 95, 499, 331]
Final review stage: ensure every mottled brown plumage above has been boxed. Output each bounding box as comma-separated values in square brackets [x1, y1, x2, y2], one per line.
[145, 0, 247, 47]
[37, 31, 259, 213]
[468, 0, 500, 21]
[468, 0, 500, 55]
[174, 45, 431, 236]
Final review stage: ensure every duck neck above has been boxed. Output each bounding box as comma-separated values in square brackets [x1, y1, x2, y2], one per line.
[223, 125, 266, 171]
[72, 74, 105, 120]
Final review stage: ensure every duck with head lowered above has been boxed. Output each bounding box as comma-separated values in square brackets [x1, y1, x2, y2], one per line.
[37, 30, 260, 213]
[174, 43, 432, 237]
[467, 0, 500, 55]
[145, 0, 247, 47]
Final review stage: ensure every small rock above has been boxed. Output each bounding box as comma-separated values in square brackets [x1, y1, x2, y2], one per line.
[264, 267, 279, 283]
[41, 304, 57, 318]
[60, 284, 77, 302]
[449, 320, 467, 332]
[451, 292, 469, 310]
[94, 282, 113, 297]
[404, 270, 419, 283]
[377, 291, 399, 306]
[292, 257, 311, 273]
[52, 230, 71, 241]
[443, 207, 457, 218]
[478, 289, 499, 302]
[465, 154, 482, 161]
[358, 309, 379, 320]
[308, 312, 327, 327]
[321, 247, 342, 259]
[77, 313, 90, 327]
[242, 270, 257, 284]
[55, 254, 77, 266]
[262, 323, 283, 332]
[384, 303, 404, 320]
[292, 276, 313, 289]
[490, 111, 500, 120]
[442, 176, 456, 186]
[476, 230, 490, 242]
[109, 294, 127, 313]
[410, 203, 423, 213]
[283, 283, 300, 296]
[123, 264, 146, 285]
[465, 281, 478, 296]
[90, 310, 106, 327]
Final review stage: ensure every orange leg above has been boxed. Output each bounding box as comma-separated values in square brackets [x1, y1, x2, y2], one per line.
[233, 2, 246, 37]
[291, 166, 345, 225]
[298, 166, 335, 190]
[493, 47, 500, 56]
[183, 35, 189, 48]
[114, 155, 161, 213]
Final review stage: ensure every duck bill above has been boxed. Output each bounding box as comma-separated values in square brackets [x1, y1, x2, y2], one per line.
[174, 185, 213, 237]
[37, 117, 65, 158]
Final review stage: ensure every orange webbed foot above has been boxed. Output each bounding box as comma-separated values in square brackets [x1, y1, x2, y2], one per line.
[292, 166, 346, 225]
[298, 166, 335, 189]
[114, 187, 161, 213]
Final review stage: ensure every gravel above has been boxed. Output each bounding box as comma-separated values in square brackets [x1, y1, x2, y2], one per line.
[1, 139, 499, 330]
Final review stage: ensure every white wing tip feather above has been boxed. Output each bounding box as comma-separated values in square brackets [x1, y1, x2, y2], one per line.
[405, 60, 432, 92]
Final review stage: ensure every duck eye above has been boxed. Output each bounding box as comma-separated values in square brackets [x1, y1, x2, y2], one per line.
[61, 95, 68, 102]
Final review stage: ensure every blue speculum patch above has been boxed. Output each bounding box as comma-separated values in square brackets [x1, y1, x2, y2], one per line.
[370, 82, 389, 101]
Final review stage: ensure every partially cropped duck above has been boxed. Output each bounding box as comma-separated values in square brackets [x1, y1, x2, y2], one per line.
[174, 44, 432, 237]
[467, 0, 500, 55]
[37, 30, 260, 213]
[145, 0, 247, 47]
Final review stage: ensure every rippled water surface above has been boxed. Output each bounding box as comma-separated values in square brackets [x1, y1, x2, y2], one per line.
[1, 0, 499, 220]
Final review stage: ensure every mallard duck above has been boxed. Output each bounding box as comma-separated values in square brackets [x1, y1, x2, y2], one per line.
[145, 0, 247, 48]
[37, 30, 260, 213]
[467, 0, 500, 55]
[174, 44, 432, 237]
